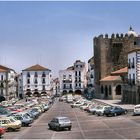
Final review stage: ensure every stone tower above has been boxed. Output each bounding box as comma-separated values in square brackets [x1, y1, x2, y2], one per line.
[94, 27, 140, 98]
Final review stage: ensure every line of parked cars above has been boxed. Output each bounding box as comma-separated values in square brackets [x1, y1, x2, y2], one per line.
[0, 96, 53, 138]
[59, 95, 128, 118]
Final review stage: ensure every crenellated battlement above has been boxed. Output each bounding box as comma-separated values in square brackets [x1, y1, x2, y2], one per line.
[97, 33, 136, 39]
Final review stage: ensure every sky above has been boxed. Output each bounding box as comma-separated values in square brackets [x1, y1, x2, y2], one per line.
[0, 1, 140, 78]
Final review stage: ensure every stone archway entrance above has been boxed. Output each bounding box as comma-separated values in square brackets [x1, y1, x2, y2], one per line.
[33, 89, 40, 97]
[62, 90, 67, 95]
[26, 89, 32, 97]
[69, 90, 73, 93]
[75, 90, 82, 95]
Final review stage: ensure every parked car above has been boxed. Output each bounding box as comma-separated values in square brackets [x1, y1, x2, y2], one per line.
[104, 106, 127, 117]
[84, 104, 95, 112]
[12, 113, 33, 126]
[48, 117, 72, 131]
[133, 104, 140, 116]
[6, 107, 23, 114]
[0, 125, 5, 137]
[71, 101, 85, 108]
[0, 116, 21, 131]
[95, 105, 111, 116]
[27, 109, 39, 119]
[89, 105, 102, 114]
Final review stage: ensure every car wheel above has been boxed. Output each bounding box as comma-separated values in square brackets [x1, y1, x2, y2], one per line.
[133, 112, 135, 116]
[114, 113, 117, 116]
[56, 126, 60, 131]
[68, 126, 71, 131]
[124, 111, 127, 114]
[49, 125, 52, 130]
[8, 127, 14, 132]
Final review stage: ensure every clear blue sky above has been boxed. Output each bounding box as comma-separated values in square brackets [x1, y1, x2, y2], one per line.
[0, 1, 140, 77]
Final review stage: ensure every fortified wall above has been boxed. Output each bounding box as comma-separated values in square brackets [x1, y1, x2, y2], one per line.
[94, 31, 140, 98]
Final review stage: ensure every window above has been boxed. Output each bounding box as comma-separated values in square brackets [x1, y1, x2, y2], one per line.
[27, 79, 30, 84]
[75, 71, 77, 76]
[35, 72, 38, 77]
[63, 84, 66, 89]
[42, 78, 45, 84]
[27, 72, 30, 77]
[79, 83, 81, 87]
[42, 72, 46, 77]
[109, 85, 111, 95]
[70, 84, 72, 89]
[128, 59, 131, 69]
[129, 74, 131, 84]
[79, 71, 81, 76]
[133, 74, 135, 85]
[0, 83, 4, 88]
[101, 85, 104, 94]
[63, 75, 66, 80]
[1, 75, 3, 81]
[34, 79, 38, 84]
[132, 58, 135, 68]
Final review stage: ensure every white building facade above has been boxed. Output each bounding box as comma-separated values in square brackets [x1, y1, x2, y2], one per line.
[59, 60, 87, 94]
[0, 65, 17, 101]
[52, 78, 60, 96]
[128, 48, 140, 85]
[22, 64, 52, 97]
[87, 57, 94, 87]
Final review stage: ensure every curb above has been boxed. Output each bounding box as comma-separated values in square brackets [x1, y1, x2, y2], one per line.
[93, 99, 134, 112]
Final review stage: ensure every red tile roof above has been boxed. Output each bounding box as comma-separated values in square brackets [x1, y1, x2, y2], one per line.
[100, 75, 121, 82]
[67, 66, 74, 70]
[111, 67, 128, 75]
[23, 64, 51, 71]
[128, 48, 140, 54]
[0, 68, 7, 73]
[0, 65, 10, 71]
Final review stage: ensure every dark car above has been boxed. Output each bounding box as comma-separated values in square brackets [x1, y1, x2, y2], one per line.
[104, 106, 127, 117]
[48, 117, 72, 131]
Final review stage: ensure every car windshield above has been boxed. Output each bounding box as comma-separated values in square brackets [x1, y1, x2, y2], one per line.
[59, 118, 70, 122]
[23, 114, 30, 119]
[10, 118, 15, 123]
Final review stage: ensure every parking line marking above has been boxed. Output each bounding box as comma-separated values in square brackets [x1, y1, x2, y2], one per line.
[72, 107, 86, 139]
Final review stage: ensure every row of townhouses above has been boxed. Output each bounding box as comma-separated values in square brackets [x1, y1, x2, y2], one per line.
[0, 60, 95, 101]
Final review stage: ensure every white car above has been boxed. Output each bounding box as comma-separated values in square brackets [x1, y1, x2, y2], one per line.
[133, 104, 140, 115]
[80, 103, 92, 110]
[95, 105, 111, 116]
[89, 105, 102, 114]
[70, 101, 85, 108]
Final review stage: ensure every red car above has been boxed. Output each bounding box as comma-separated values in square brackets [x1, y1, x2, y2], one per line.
[0, 126, 5, 137]
[7, 107, 23, 114]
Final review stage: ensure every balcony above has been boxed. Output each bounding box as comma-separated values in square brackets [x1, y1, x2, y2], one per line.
[63, 80, 72, 83]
